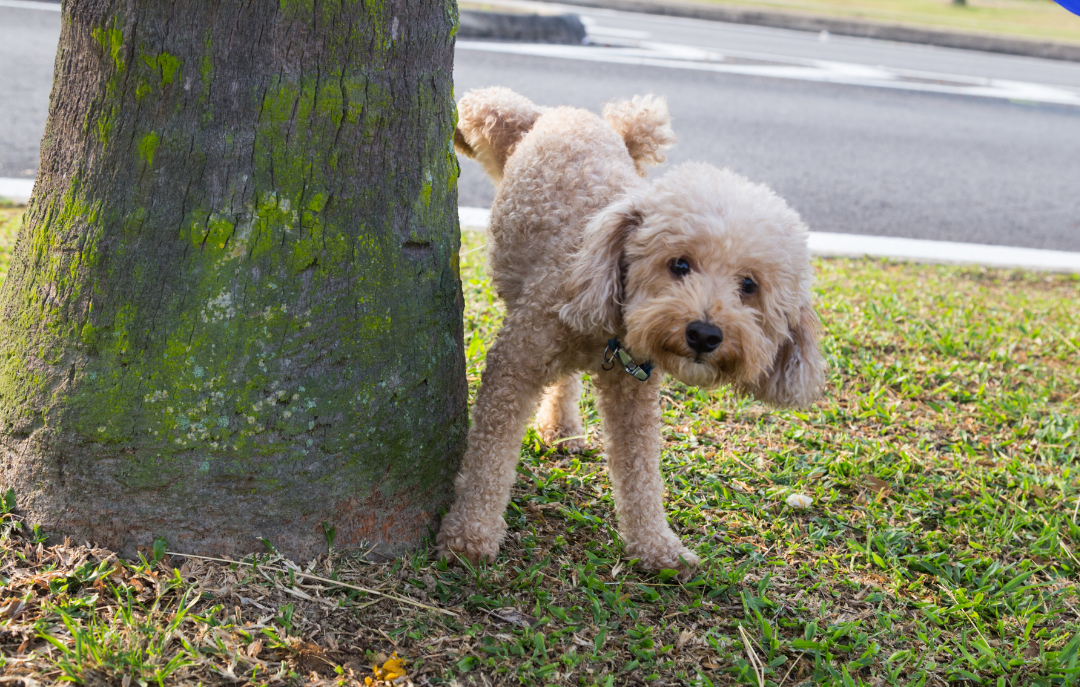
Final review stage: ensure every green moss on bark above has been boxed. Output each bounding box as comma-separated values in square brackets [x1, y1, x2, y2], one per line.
[138, 132, 159, 165]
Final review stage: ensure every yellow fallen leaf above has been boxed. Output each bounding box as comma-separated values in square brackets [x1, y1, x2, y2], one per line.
[371, 652, 406, 682]
[381, 652, 406, 679]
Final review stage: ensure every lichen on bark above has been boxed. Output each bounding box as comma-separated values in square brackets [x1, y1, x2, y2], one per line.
[0, 0, 466, 560]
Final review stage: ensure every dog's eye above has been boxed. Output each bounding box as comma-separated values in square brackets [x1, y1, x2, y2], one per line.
[669, 258, 691, 278]
[740, 276, 758, 296]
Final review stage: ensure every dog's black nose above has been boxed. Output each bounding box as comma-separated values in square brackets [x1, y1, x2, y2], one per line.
[686, 321, 723, 354]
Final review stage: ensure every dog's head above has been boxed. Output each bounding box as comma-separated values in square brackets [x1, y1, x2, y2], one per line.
[559, 162, 825, 407]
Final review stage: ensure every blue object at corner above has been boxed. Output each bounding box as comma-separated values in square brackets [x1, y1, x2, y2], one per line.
[1053, 0, 1080, 18]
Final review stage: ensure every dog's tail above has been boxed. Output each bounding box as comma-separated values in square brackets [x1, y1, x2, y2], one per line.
[454, 87, 544, 183]
[603, 94, 676, 176]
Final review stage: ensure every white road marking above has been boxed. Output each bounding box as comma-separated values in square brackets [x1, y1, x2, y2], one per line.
[587, 26, 652, 40]
[458, 206, 493, 228]
[457, 206, 1080, 272]
[457, 39, 1080, 107]
[0, 178, 34, 203]
[0, 0, 61, 11]
[578, 17, 651, 40]
[806, 232, 1080, 272]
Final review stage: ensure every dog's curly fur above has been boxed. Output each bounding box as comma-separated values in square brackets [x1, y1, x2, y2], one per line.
[438, 87, 826, 574]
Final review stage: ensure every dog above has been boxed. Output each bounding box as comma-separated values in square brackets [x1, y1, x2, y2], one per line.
[438, 87, 825, 574]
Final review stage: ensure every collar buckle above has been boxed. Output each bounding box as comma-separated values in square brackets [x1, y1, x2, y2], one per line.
[603, 339, 653, 382]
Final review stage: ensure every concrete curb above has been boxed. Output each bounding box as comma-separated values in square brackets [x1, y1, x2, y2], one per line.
[0, 178, 34, 205]
[532, 0, 1080, 63]
[459, 10, 587, 44]
[458, 207, 1080, 273]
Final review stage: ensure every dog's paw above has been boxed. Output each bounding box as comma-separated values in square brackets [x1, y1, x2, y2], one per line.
[435, 540, 495, 567]
[435, 513, 502, 567]
[639, 549, 700, 580]
[536, 424, 587, 454]
[626, 534, 701, 580]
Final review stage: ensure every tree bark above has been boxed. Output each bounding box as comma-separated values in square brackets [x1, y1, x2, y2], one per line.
[0, 0, 466, 560]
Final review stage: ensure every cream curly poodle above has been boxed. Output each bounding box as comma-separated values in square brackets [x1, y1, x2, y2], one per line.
[439, 87, 825, 574]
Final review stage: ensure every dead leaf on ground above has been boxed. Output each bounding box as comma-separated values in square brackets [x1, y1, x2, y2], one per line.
[486, 607, 536, 628]
[676, 629, 694, 650]
[865, 476, 891, 494]
[370, 651, 406, 682]
[290, 641, 335, 676]
[3, 598, 25, 620]
[1025, 640, 1041, 659]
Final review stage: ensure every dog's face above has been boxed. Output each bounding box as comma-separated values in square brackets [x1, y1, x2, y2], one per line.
[560, 163, 825, 407]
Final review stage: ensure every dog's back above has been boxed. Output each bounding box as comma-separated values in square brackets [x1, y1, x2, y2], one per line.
[454, 88, 675, 311]
[454, 88, 674, 182]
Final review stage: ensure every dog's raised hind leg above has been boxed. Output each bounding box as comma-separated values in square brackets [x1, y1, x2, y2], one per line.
[437, 322, 551, 566]
[593, 370, 700, 577]
[535, 373, 586, 454]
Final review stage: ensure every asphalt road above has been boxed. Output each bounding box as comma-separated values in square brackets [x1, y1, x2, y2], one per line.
[0, 2, 58, 179]
[3, 1, 1079, 250]
[455, 49, 1080, 251]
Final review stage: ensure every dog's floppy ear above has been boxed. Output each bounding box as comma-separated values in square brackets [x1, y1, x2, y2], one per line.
[745, 300, 826, 408]
[558, 197, 641, 337]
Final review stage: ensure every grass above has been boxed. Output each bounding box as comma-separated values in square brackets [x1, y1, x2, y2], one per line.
[2, 214, 1080, 685]
[0, 205, 22, 282]
[666, 0, 1080, 45]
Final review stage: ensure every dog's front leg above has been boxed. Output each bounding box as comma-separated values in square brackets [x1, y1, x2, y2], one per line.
[594, 371, 700, 576]
[437, 324, 550, 566]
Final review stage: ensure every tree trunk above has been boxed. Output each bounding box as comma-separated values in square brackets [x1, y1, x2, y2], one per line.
[0, 0, 466, 561]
